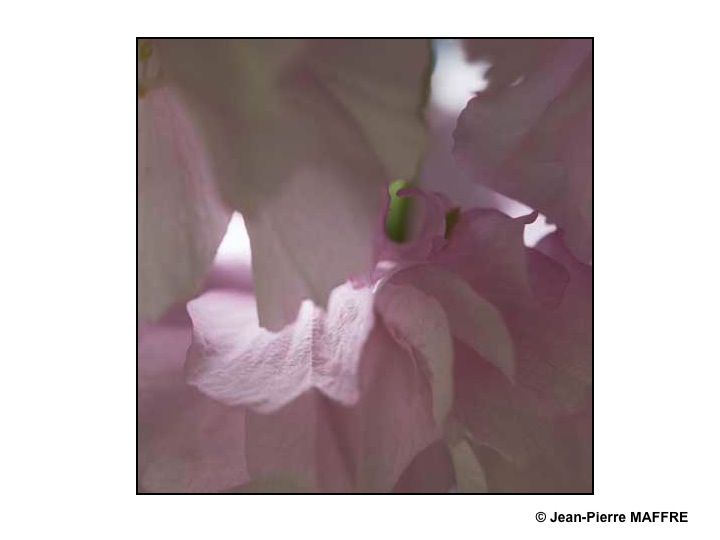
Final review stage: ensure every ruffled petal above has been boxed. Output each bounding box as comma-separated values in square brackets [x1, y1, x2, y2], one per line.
[150, 39, 431, 329]
[186, 283, 375, 413]
[245, 323, 439, 492]
[454, 39, 592, 263]
[138, 85, 230, 321]
[186, 276, 442, 491]
[138, 323, 249, 493]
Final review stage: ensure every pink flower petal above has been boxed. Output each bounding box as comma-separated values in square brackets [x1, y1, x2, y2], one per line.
[245, 323, 439, 492]
[138, 323, 249, 493]
[138, 85, 230, 321]
[392, 440, 455, 493]
[436, 209, 591, 413]
[185, 279, 441, 491]
[420, 104, 506, 211]
[375, 282, 454, 424]
[454, 39, 592, 263]
[432, 208, 591, 491]
[453, 340, 555, 468]
[186, 284, 375, 413]
[472, 404, 592, 493]
[385, 263, 515, 380]
[454, 340, 591, 492]
[462, 39, 564, 92]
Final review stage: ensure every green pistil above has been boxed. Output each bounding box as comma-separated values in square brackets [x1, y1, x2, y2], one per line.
[385, 179, 412, 243]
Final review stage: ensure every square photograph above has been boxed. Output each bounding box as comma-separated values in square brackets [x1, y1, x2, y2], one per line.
[137, 38, 592, 494]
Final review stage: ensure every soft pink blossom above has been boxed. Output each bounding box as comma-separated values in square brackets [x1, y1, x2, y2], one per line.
[167, 186, 591, 492]
[454, 39, 592, 263]
[137, 39, 592, 493]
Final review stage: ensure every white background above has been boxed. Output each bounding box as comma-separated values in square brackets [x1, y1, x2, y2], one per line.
[1, 1, 718, 538]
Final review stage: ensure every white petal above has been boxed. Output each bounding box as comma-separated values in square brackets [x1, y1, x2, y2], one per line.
[310, 39, 431, 178]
